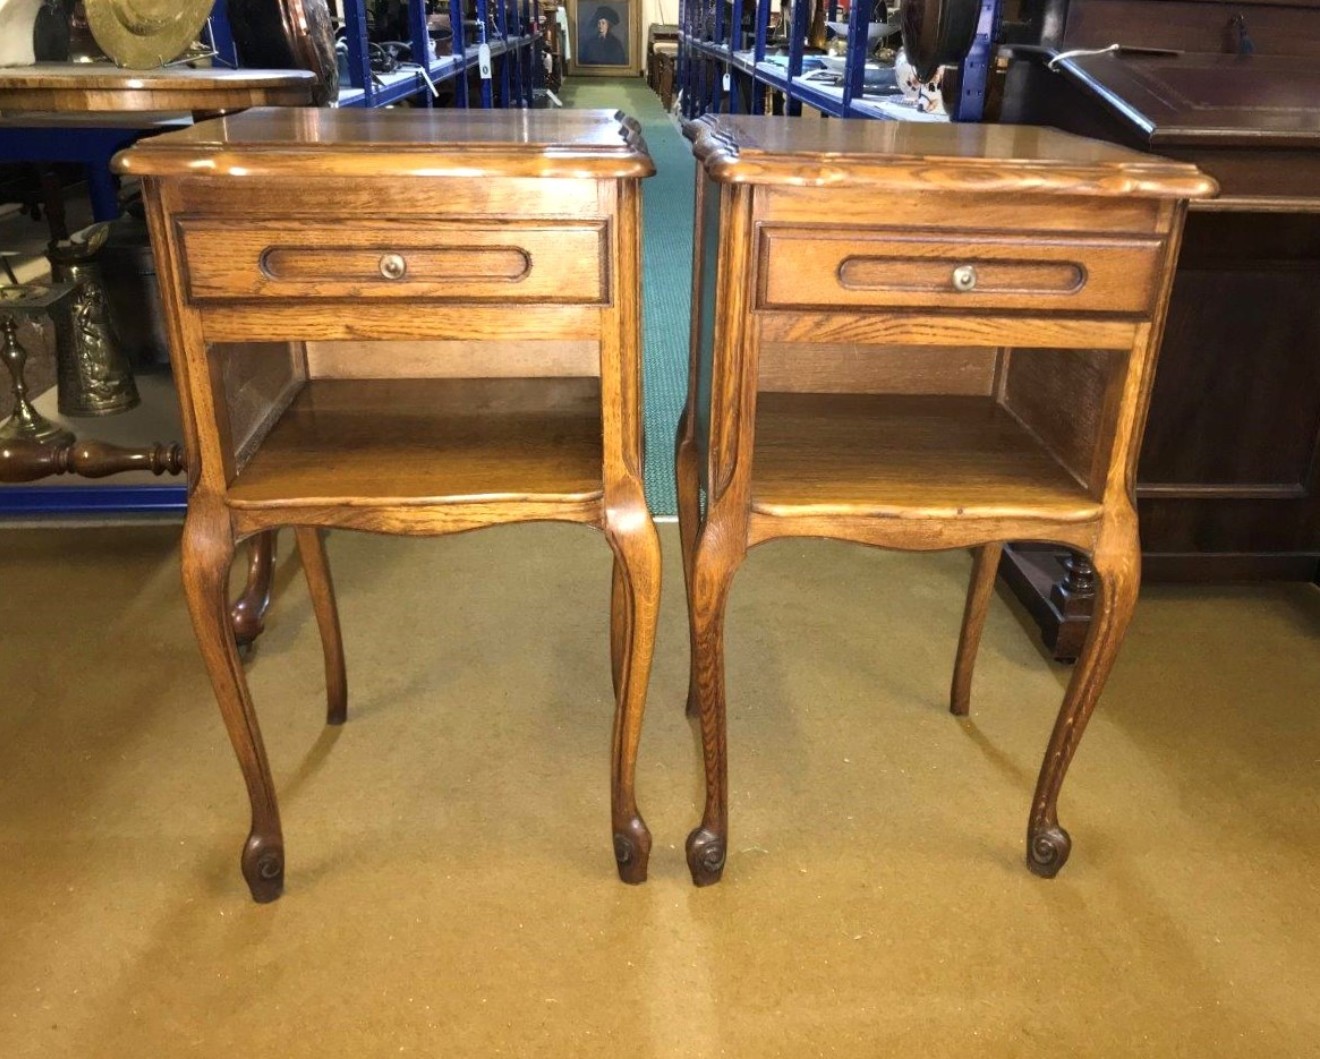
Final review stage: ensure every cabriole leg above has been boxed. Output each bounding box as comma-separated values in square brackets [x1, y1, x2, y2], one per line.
[610, 556, 627, 701]
[605, 514, 662, 884]
[295, 526, 348, 726]
[675, 406, 703, 719]
[950, 542, 1004, 717]
[1026, 526, 1140, 877]
[182, 508, 284, 902]
[685, 537, 738, 887]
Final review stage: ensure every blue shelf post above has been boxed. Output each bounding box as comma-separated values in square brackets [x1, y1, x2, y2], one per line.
[841, 0, 872, 111]
[342, 0, 374, 106]
[952, 0, 1001, 122]
[785, 0, 811, 116]
[522, 0, 533, 104]
[207, 0, 239, 68]
[727, 0, 744, 113]
[476, 0, 494, 107]
[407, 0, 435, 108]
[449, 0, 470, 107]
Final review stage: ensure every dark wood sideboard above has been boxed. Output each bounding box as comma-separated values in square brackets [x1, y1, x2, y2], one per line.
[997, 0, 1320, 657]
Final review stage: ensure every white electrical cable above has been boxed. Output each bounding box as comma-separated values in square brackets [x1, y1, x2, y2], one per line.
[1046, 43, 1120, 71]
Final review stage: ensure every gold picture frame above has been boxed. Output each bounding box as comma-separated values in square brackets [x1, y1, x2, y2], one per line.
[568, 0, 640, 77]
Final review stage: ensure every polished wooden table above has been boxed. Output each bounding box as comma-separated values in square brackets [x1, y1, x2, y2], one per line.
[0, 64, 316, 115]
[117, 108, 660, 902]
[0, 65, 315, 218]
[677, 115, 1214, 884]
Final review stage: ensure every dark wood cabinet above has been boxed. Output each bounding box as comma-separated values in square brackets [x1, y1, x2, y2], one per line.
[997, 3, 1320, 656]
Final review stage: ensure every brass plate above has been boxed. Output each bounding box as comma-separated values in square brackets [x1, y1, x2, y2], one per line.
[86, 0, 211, 68]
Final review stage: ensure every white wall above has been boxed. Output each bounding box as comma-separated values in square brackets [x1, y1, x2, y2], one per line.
[640, 0, 679, 70]
[643, 0, 680, 30]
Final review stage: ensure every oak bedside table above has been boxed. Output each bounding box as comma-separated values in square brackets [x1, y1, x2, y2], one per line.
[676, 115, 1215, 885]
[117, 108, 660, 902]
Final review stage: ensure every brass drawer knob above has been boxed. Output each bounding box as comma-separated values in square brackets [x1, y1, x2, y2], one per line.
[951, 265, 978, 292]
[378, 253, 408, 280]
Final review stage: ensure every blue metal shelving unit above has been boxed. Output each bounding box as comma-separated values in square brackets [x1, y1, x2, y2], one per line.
[295, 0, 539, 109]
[678, 0, 997, 122]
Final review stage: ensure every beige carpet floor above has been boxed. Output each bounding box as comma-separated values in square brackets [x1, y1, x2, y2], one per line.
[1, 522, 1317, 1057]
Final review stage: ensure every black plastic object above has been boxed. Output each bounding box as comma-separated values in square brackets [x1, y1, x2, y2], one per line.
[901, 0, 979, 81]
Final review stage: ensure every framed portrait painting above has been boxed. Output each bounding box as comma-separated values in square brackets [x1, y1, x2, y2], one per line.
[568, 0, 640, 76]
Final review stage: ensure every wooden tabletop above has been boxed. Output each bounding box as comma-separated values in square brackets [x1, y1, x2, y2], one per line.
[115, 107, 656, 180]
[1053, 53, 1320, 149]
[0, 64, 316, 114]
[684, 113, 1218, 198]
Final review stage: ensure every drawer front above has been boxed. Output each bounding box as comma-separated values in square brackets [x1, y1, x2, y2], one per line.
[758, 227, 1162, 315]
[179, 219, 608, 305]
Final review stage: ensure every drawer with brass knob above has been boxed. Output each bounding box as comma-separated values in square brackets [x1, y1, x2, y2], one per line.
[756, 226, 1162, 314]
[178, 218, 609, 305]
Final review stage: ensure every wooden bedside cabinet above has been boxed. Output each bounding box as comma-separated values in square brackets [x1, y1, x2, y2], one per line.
[117, 108, 660, 902]
[677, 116, 1215, 884]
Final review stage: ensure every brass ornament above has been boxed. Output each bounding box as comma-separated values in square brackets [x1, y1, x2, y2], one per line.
[48, 224, 141, 417]
[85, 0, 212, 69]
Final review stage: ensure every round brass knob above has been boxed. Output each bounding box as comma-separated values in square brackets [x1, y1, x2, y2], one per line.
[379, 253, 407, 280]
[951, 265, 978, 292]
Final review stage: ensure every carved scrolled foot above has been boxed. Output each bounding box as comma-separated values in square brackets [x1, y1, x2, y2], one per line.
[612, 816, 652, 885]
[1026, 825, 1072, 879]
[686, 826, 726, 887]
[241, 832, 285, 903]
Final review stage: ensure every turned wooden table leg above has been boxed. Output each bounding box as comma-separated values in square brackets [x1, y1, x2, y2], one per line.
[1026, 520, 1140, 877]
[685, 536, 739, 887]
[950, 542, 1004, 716]
[675, 405, 703, 719]
[230, 530, 277, 648]
[605, 510, 661, 885]
[182, 505, 284, 902]
[294, 527, 347, 726]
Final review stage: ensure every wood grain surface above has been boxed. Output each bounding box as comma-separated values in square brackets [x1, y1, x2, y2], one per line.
[758, 227, 1161, 314]
[140, 109, 660, 900]
[225, 377, 605, 506]
[683, 114, 1218, 197]
[749, 393, 1101, 522]
[117, 107, 656, 180]
[677, 120, 1204, 885]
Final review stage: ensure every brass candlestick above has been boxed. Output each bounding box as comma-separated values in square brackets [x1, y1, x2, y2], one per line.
[0, 285, 75, 446]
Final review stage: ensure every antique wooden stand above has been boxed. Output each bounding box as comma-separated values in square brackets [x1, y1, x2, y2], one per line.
[119, 108, 660, 901]
[677, 116, 1213, 884]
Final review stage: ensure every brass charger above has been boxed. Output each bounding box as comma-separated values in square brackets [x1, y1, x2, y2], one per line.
[86, 0, 212, 68]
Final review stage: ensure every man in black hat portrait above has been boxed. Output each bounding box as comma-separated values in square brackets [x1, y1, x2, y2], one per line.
[579, 4, 627, 65]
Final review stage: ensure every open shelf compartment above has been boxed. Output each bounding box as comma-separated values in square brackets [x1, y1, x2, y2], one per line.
[225, 376, 605, 507]
[751, 392, 1104, 523]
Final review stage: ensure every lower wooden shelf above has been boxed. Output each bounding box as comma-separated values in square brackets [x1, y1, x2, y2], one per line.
[227, 376, 604, 507]
[751, 393, 1103, 522]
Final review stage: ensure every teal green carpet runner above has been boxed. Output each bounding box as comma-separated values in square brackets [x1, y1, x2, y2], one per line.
[559, 78, 693, 516]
